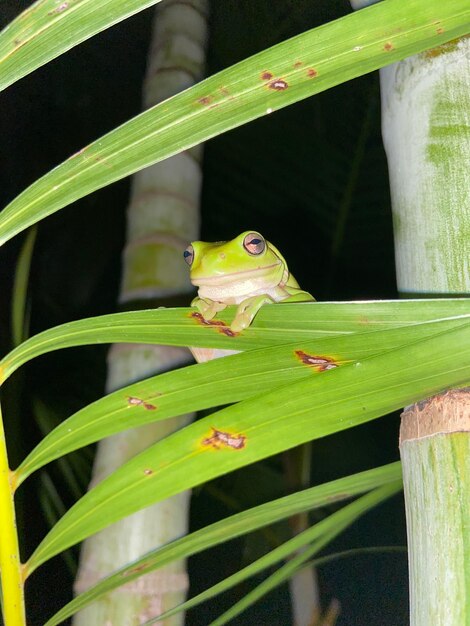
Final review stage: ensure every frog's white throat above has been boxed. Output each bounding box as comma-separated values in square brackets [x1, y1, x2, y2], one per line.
[194, 264, 286, 304]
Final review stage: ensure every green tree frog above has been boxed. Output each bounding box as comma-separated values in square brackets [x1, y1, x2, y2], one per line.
[184, 231, 314, 359]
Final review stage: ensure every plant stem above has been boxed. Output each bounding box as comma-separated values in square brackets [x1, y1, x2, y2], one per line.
[73, 1, 208, 623]
[381, 34, 470, 625]
[400, 391, 470, 626]
[0, 403, 25, 626]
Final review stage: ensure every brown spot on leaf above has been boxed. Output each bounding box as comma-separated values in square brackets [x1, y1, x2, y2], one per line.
[202, 427, 246, 450]
[123, 564, 147, 577]
[268, 79, 288, 91]
[143, 468, 154, 475]
[191, 311, 222, 326]
[294, 61, 303, 68]
[191, 311, 214, 325]
[436, 27, 444, 35]
[198, 95, 212, 106]
[384, 42, 394, 52]
[219, 326, 237, 337]
[295, 350, 339, 372]
[261, 71, 273, 80]
[307, 68, 318, 78]
[93, 155, 112, 169]
[127, 396, 157, 411]
[219, 87, 230, 96]
[190, 311, 238, 336]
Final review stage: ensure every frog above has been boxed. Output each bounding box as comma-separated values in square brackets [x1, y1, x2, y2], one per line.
[184, 231, 314, 351]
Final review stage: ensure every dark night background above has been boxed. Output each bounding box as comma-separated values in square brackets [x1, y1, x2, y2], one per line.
[0, 2, 407, 624]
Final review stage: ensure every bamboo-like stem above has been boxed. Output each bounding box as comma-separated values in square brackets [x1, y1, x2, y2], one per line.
[381, 35, 470, 625]
[381, 38, 470, 295]
[0, 403, 25, 626]
[73, 1, 208, 624]
[400, 391, 470, 625]
[283, 445, 324, 626]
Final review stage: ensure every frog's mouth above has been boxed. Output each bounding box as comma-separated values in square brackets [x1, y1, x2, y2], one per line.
[192, 263, 281, 286]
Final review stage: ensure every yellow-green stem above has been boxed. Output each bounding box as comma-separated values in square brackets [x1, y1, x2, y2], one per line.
[0, 403, 25, 626]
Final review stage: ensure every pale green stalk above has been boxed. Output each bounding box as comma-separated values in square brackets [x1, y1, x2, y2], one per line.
[381, 39, 470, 294]
[73, 1, 208, 624]
[400, 392, 470, 625]
[381, 35, 470, 625]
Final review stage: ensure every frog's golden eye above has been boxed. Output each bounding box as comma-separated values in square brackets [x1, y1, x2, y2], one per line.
[243, 232, 265, 255]
[183, 244, 194, 266]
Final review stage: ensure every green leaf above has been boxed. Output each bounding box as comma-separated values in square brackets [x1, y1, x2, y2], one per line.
[0, 0, 468, 245]
[2, 299, 469, 382]
[25, 321, 470, 576]
[14, 312, 469, 483]
[11, 227, 37, 347]
[38, 472, 77, 577]
[32, 399, 89, 499]
[153, 484, 402, 626]
[44, 462, 401, 626]
[0, 0, 164, 91]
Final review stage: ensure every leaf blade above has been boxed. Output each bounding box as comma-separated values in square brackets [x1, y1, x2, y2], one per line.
[14, 313, 469, 483]
[0, 0, 468, 245]
[44, 462, 402, 626]
[0, 0, 164, 91]
[201, 485, 401, 626]
[25, 321, 470, 575]
[2, 299, 469, 382]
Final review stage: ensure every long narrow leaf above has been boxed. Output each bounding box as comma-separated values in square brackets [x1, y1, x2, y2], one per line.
[0, 0, 468, 245]
[152, 484, 402, 626]
[14, 314, 469, 483]
[44, 462, 401, 626]
[0, 0, 164, 91]
[11, 227, 37, 347]
[1, 299, 469, 382]
[25, 322, 470, 575]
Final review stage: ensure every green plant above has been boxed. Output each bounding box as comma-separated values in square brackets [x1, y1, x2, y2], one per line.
[0, 1, 469, 624]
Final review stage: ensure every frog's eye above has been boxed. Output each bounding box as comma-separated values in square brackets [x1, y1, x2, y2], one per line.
[243, 232, 265, 255]
[183, 244, 194, 266]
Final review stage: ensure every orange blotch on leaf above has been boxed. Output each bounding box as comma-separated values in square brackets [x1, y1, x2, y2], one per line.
[190, 311, 238, 337]
[294, 350, 339, 372]
[123, 564, 147, 577]
[126, 396, 157, 411]
[198, 95, 213, 106]
[201, 427, 246, 451]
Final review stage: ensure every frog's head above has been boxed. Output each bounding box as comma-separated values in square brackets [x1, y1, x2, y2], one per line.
[184, 231, 287, 298]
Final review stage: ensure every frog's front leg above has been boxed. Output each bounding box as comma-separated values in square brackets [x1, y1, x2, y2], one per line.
[231, 295, 276, 332]
[281, 286, 315, 303]
[191, 296, 227, 321]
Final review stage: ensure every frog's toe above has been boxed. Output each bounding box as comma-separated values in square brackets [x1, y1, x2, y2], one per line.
[230, 313, 252, 332]
[202, 308, 218, 321]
